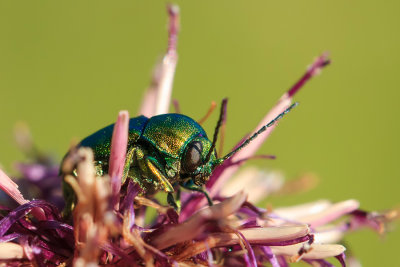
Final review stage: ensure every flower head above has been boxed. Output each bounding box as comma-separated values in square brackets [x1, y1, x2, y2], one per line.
[0, 4, 398, 267]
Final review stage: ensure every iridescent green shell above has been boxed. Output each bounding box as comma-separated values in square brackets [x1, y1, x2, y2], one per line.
[79, 115, 148, 161]
[142, 114, 208, 159]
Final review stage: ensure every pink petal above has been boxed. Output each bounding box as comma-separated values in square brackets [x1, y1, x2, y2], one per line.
[210, 54, 330, 196]
[139, 5, 180, 117]
[210, 96, 292, 196]
[274, 200, 332, 220]
[239, 225, 310, 244]
[273, 200, 359, 228]
[0, 168, 27, 205]
[297, 199, 360, 228]
[139, 82, 158, 117]
[221, 167, 284, 203]
[108, 110, 129, 210]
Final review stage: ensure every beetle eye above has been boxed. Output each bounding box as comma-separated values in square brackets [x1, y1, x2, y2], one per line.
[182, 141, 203, 173]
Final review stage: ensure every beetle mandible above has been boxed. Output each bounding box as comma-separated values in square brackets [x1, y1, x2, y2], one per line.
[62, 101, 297, 212]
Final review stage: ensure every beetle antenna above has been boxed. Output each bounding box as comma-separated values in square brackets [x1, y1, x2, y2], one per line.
[218, 102, 298, 163]
[205, 98, 228, 163]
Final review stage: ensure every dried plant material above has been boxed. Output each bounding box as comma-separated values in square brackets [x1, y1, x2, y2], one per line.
[271, 242, 345, 260]
[152, 192, 247, 250]
[0, 243, 25, 260]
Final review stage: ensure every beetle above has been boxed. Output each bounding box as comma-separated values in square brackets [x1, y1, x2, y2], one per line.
[62, 102, 297, 213]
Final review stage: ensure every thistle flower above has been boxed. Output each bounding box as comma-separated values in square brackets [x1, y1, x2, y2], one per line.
[0, 4, 398, 267]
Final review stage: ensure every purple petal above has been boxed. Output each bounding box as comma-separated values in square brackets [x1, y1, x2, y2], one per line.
[335, 253, 347, 267]
[235, 230, 257, 267]
[260, 246, 281, 267]
[304, 259, 335, 267]
[100, 242, 136, 262]
[0, 233, 21, 243]
[120, 179, 140, 215]
[15, 163, 59, 183]
[0, 200, 61, 237]
[287, 53, 330, 98]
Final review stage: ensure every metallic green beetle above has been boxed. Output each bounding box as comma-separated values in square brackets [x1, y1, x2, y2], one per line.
[63, 103, 297, 212]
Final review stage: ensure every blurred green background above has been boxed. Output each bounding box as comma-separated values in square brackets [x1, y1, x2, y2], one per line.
[0, 1, 399, 266]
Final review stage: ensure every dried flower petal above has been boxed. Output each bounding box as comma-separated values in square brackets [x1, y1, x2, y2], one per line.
[270, 243, 346, 260]
[0, 242, 25, 260]
[221, 167, 284, 203]
[152, 191, 247, 250]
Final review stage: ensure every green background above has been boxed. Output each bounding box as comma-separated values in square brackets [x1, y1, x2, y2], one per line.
[0, 1, 398, 266]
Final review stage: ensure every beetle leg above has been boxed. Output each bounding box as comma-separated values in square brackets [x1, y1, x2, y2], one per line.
[135, 147, 174, 193]
[121, 146, 136, 184]
[167, 192, 179, 211]
[176, 187, 181, 204]
[135, 148, 179, 209]
[181, 181, 213, 206]
[173, 187, 181, 211]
[145, 157, 181, 211]
[144, 157, 174, 193]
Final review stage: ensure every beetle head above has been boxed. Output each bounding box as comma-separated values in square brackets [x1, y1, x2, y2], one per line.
[179, 135, 216, 185]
